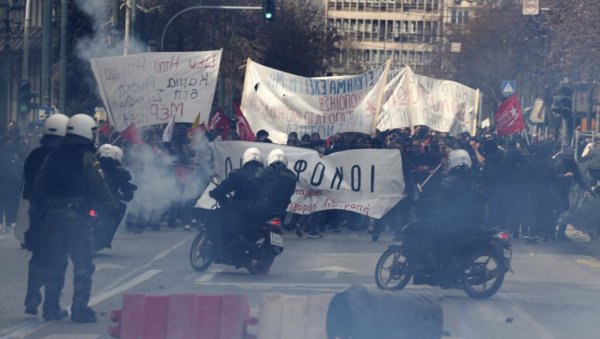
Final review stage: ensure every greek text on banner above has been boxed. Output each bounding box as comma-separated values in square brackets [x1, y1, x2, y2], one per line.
[240, 60, 390, 144]
[91, 50, 222, 131]
[195, 141, 406, 219]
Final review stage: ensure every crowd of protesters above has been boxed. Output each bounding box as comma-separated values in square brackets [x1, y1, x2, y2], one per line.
[2, 114, 600, 246]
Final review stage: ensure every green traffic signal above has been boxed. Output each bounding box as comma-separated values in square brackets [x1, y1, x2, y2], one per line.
[18, 80, 32, 115]
[551, 82, 573, 119]
[263, 0, 275, 21]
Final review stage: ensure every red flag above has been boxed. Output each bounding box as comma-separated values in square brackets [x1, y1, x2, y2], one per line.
[494, 94, 525, 136]
[98, 121, 110, 137]
[234, 103, 256, 141]
[121, 123, 144, 144]
[209, 108, 230, 139]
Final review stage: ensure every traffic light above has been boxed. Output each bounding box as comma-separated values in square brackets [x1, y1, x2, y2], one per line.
[263, 0, 275, 21]
[551, 81, 573, 119]
[18, 80, 32, 115]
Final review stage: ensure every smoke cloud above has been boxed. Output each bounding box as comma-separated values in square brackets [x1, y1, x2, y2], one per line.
[75, 0, 147, 60]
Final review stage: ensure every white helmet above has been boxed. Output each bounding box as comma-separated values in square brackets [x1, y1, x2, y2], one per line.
[43, 114, 69, 137]
[97, 144, 113, 158]
[66, 114, 97, 141]
[448, 149, 472, 171]
[267, 149, 287, 166]
[111, 146, 124, 163]
[242, 147, 262, 165]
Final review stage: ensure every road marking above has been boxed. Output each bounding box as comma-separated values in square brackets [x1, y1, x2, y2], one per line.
[95, 263, 126, 271]
[89, 269, 161, 306]
[194, 268, 224, 283]
[98, 237, 189, 294]
[497, 294, 557, 339]
[576, 257, 600, 268]
[42, 335, 99, 339]
[194, 281, 377, 292]
[2, 270, 162, 339]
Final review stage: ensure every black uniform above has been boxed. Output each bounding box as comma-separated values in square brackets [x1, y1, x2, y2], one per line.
[94, 157, 136, 249]
[250, 162, 297, 221]
[22, 135, 63, 316]
[208, 161, 268, 242]
[31, 135, 120, 322]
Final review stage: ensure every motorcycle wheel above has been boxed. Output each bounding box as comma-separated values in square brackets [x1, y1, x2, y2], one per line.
[246, 238, 274, 275]
[189, 231, 213, 272]
[375, 246, 411, 290]
[462, 251, 506, 299]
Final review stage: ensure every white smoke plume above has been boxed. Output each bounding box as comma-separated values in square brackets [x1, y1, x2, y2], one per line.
[123, 131, 213, 228]
[75, 0, 147, 60]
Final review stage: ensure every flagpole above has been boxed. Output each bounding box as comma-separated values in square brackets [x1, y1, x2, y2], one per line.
[472, 89, 480, 136]
[371, 60, 391, 137]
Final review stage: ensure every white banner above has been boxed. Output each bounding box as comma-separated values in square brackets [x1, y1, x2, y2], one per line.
[196, 141, 405, 219]
[378, 67, 479, 135]
[240, 60, 390, 144]
[91, 51, 222, 131]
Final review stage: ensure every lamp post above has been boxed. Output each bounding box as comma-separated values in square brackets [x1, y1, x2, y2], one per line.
[0, 0, 24, 131]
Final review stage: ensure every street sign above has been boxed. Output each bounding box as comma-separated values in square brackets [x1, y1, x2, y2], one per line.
[523, 0, 539, 15]
[501, 80, 516, 97]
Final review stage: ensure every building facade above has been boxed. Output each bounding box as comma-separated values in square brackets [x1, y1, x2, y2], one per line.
[323, 0, 488, 74]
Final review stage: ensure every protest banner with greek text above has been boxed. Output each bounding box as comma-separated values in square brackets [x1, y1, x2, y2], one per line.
[195, 141, 405, 219]
[91, 51, 222, 131]
[378, 67, 478, 135]
[240, 60, 390, 144]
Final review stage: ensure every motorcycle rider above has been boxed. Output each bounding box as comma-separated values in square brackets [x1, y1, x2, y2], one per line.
[31, 114, 121, 322]
[249, 149, 297, 221]
[413, 149, 484, 271]
[22, 113, 69, 317]
[208, 147, 269, 248]
[94, 144, 136, 249]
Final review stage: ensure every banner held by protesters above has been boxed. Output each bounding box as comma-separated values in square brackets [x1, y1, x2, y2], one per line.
[378, 66, 479, 136]
[240, 59, 390, 144]
[195, 141, 405, 219]
[91, 50, 222, 131]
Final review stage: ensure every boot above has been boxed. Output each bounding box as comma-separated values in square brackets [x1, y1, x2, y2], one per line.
[42, 281, 68, 321]
[71, 296, 97, 323]
[24, 289, 41, 315]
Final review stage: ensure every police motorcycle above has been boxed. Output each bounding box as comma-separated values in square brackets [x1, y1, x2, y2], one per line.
[374, 223, 512, 299]
[189, 196, 285, 275]
[374, 150, 513, 299]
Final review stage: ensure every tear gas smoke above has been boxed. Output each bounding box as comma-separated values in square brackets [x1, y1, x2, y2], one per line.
[123, 131, 212, 228]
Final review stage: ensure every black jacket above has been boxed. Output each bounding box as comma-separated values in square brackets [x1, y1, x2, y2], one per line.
[209, 161, 269, 208]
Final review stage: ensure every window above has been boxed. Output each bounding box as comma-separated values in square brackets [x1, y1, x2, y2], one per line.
[452, 10, 469, 24]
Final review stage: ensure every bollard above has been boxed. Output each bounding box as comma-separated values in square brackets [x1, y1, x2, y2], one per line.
[326, 285, 443, 339]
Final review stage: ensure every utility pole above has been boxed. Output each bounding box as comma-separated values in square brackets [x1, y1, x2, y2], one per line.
[41, 0, 52, 109]
[59, 0, 67, 113]
[124, 0, 131, 55]
[22, 0, 31, 80]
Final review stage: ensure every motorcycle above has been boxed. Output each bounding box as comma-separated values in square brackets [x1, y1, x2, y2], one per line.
[374, 222, 513, 299]
[189, 209, 284, 275]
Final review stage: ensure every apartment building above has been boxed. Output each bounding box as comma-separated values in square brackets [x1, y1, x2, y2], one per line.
[323, 0, 488, 74]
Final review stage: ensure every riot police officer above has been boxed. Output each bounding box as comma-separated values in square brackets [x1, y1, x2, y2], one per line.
[31, 114, 121, 322]
[250, 149, 297, 221]
[95, 144, 136, 250]
[22, 113, 69, 317]
[209, 147, 269, 245]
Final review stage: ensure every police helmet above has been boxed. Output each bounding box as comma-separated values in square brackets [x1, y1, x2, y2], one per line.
[111, 146, 124, 163]
[43, 114, 69, 137]
[66, 114, 97, 141]
[242, 147, 262, 165]
[448, 149, 472, 171]
[97, 144, 113, 158]
[267, 148, 288, 167]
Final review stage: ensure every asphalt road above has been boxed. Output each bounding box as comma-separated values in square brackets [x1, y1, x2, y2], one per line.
[1, 225, 600, 339]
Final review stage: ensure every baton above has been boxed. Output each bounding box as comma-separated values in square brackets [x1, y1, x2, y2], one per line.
[417, 163, 443, 193]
